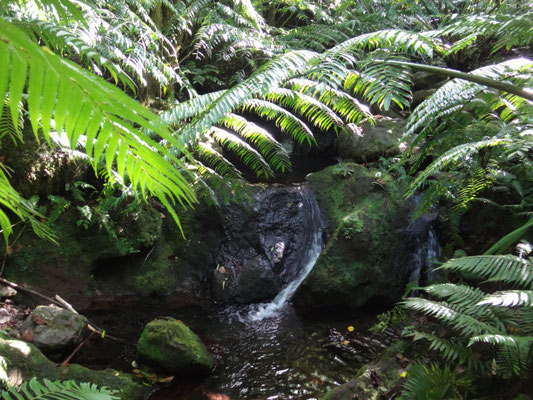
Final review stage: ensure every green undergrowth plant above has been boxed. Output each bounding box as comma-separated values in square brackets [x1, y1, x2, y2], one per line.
[0, 378, 120, 400]
[401, 250, 533, 397]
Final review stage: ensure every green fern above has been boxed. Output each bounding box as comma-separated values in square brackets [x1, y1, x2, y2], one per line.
[1, 378, 119, 400]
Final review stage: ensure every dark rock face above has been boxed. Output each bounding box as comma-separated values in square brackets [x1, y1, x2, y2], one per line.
[212, 184, 325, 304]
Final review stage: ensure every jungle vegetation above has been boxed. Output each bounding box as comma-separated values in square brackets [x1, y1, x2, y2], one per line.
[0, 0, 532, 398]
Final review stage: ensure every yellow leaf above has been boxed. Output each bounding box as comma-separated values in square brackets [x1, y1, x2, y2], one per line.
[347, 326, 355, 332]
[158, 376, 174, 383]
[343, 340, 350, 345]
[400, 371, 407, 378]
[132, 369, 142, 374]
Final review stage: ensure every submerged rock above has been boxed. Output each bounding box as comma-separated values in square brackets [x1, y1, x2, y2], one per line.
[0, 334, 145, 399]
[137, 317, 214, 375]
[19, 305, 88, 355]
[294, 163, 414, 308]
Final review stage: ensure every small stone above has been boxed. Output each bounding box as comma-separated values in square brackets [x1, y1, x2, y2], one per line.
[0, 285, 17, 298]
[19, 305, 88, 354]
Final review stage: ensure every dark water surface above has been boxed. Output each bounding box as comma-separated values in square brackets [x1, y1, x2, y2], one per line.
[78, 302, 396, 400]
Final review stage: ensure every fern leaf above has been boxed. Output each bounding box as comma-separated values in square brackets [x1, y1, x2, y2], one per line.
[439, 255, 533, 289]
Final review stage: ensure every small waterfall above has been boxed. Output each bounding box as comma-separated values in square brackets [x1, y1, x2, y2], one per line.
[408, 225, 442, 285]
[248, 190, 325, 321]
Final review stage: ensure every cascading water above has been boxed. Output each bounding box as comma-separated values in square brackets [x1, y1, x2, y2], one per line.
[407, 196, 442, 286]
[247, 188, 325, 321]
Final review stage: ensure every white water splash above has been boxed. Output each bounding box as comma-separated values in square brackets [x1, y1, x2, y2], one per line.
[248, 192, 324, 321]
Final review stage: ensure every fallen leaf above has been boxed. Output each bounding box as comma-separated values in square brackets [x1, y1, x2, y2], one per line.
[347, 326, 355, 332]
[207, 393, 232, 400]
[21, 331, 34, 342]
[32, 315, 48, 325]
[158, 376, 174, 383]
[343, 340, 350, 345]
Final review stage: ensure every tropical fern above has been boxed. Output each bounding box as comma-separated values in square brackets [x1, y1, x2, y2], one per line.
[403, 254, 533, 381]
[0, 378, 119, 400]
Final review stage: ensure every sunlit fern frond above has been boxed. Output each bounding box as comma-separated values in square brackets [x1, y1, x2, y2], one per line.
[208, 127, 274, 179]
[286, 78, 372, 124]
[222, 113, 291, 173]
[194, 142, 244, 180]
[403, 297, 504, 338]
[240, 98, 316, 146]
[406, 137, 513, 197]
[263, 88, 344, 132]
[345, 55, 413, 111]
[0, 18, 197, 241]
[403, 58, 533, 144]
[0, 377, 119, 400]
[439, 255, 533, 289]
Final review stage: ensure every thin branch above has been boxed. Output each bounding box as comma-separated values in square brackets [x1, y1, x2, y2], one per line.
[384, 60, 533, 102]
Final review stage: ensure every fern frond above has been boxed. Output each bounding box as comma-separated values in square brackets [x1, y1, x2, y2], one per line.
[403, 58, 533, 142]
[0, 18, 197, 240]
[208, 127, 273, 178]
[222, 113, 291, 173]
[478, 291, 533, 307]
[399, 363, 469, 400]
[240, 98, 315, 146]
[194, 142, 243, 180]
[439, 255, 533, 289]
[1, 377, 120, 400]
[403, 327, 484, 370]
[403, 297, 503, 337]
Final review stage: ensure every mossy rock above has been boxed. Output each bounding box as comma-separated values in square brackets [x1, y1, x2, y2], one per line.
[334, 117, 406, 163]
[294, 163, 411, 308]
[137, 317, 215, 375]
[0, 335, 145, 400]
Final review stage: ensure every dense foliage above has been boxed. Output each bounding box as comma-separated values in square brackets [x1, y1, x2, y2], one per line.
[0, 0, 532, 398]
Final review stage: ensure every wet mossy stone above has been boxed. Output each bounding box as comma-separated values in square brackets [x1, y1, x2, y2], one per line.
[0, 334, 145, 400]
[294, 163, 412, 308]
[137, 317, 214, 376]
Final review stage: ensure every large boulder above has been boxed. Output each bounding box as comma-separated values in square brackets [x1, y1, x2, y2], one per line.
[19, 305, 88, 355]
[335, 117, 406, 163]
[137, 317, 214, 375]
[0, 334, 145, 399]
[294, 163, 415, 308]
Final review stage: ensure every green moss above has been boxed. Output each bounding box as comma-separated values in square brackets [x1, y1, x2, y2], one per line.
[137, 317, 214, 375]
[0, 335, 145, 400]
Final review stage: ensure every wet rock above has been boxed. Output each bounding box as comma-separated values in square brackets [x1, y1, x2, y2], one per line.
[0, 334, 145, 399]
[294, 163, 415, 308]
[137, 317, 215, 376]
[212, 184, 325, 304]
[334, 117, 406, 163]
[0, 284, 17, 298]
[19, 305, 88, 354]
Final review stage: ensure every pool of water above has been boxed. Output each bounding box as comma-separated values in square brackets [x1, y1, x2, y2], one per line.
[77, 302, 397, 400]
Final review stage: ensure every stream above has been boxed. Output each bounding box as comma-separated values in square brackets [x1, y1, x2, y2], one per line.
[75, 185, 440, 399]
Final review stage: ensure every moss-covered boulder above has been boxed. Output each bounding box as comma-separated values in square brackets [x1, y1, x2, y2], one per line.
[294, 163, 413, 308]
[334, 117, 406, 163]
[0, 335, 145, 400]
[137, 317, 215, 375]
